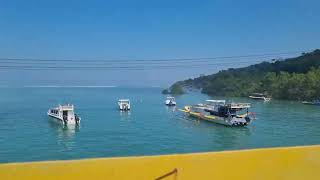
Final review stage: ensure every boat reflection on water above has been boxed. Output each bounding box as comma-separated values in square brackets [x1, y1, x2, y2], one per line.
[178, 114, 252, 149]
[210, 126, 252, 149]
[170, 107, 253, 151]
[48, 117, 80, 151]
[119, 110, 131, 121]
[165, 105, 177, 112]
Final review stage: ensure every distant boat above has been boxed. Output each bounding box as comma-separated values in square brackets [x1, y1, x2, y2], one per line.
[48, 104, 80, 125]
[249, 93, 271, 102]
[302, 100, 320, 106]
[179, 100, 255, 127]
[165, 96, 176, 106]
[118, 99, 131, 111]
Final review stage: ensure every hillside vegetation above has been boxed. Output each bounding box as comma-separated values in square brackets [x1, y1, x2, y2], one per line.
[170, 50, 320, 100]
[162, 83, 184, 95]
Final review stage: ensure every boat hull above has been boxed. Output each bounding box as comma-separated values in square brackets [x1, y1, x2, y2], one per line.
[119, 108, 131, 111]
[249, 96, 271, 102]
[119, 105, 131, 111]
[190, 113, 249, 126]
[165, 103, 176, 106]
[48, 113, 64, 123]
[249, 96, 265, 100]
[47, 113, 80, 125]
[165, 100, 176, 106]
[302, 101, 320, 106]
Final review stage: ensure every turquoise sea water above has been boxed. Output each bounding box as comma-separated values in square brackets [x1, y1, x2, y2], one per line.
[0, 87, 320, 163]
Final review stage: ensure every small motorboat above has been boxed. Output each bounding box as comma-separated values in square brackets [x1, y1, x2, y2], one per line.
[249, 93, 271, 102]
[47, 104, 80, 125]
[165, 96, 176, 106]
[118, 99, 131, 111]
[302, 100, 320, 106]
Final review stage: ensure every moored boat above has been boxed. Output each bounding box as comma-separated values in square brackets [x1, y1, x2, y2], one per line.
[179, 100, 255, 127]
[165, 96, 176, 106]
[302, 100, 320, 106]
[118, 99, 131, 111]
[47, 104, 80, 125]
[249, 93, 271, 102]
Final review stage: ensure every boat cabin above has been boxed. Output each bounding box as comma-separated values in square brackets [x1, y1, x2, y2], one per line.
[205, 101, 251, 118]
[204, 100, 226, 111]
[118, 99, 131, 111]
[47, 104, 80, 125]
[189, 105, 210, 115]
[165, 96, 177, 106]
[166, 96, 175, 101]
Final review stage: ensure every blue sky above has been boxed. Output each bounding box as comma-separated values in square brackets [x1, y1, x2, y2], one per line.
[0, 0, 319, 87]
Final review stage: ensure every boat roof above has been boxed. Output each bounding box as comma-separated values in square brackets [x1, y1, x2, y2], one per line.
[166, 96, 175, 99]
[252, 93, 265, 96]
[206, 100, 226, 103]
[190, 102, 250, 110]
[58, 104, 74, 110]
[190, 104, 207, 110]
[119, 99, 130, 102]
[228, 103, 251, 109]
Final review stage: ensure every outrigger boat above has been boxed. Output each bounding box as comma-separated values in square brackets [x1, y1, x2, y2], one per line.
[179, 100, 255, 127]
[165, 96, 176, 106]
[249, 93, 271, 102]
[47, 104, 80, 125]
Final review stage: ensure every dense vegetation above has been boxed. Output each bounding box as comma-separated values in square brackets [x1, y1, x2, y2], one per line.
[162, 83, 184, 95]
[169, 50, 320, 100]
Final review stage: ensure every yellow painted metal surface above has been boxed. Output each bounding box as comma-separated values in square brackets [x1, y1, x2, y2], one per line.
[0, 145, 320, 180]
[179, 106, 217, 121]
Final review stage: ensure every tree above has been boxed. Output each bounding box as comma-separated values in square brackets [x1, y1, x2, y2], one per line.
[161, 89, 170, 94]
[170, 84, 184, 95]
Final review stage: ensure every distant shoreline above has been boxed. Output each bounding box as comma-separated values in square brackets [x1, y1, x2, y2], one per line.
[167, 49, 320, 101]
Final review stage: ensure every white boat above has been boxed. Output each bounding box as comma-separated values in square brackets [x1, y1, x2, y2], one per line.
[118, 99, 131, 111]
[302, 100, 320, 106]
[165, 96, 176, 106]
[249, 93, 271, 102]
[47, 104, 80, 125]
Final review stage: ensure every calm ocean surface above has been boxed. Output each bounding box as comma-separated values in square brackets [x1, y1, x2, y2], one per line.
[0, 87, 320, 163]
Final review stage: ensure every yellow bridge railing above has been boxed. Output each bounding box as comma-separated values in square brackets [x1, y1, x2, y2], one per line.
[0, 145, 319, 179]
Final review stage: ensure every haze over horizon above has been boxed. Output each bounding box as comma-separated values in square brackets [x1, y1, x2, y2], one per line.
[0, 0, 319, 87]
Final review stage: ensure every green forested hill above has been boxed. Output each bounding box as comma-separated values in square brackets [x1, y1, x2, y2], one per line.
[170, 49, 320, 100]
